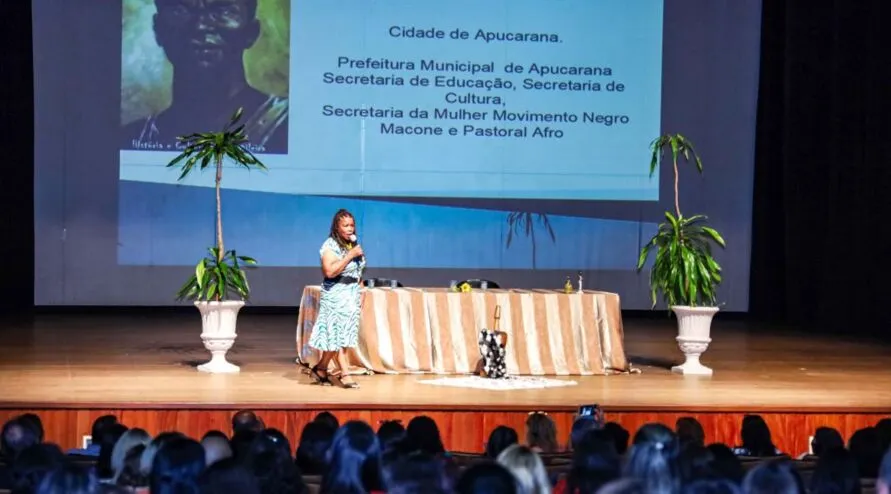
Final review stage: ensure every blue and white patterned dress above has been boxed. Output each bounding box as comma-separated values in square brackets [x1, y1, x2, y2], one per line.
[308, 237, 366, 351]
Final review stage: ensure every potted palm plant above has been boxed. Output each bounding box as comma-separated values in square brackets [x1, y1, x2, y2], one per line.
[167, 108, 266, 374]
[636, 134, 725, 375]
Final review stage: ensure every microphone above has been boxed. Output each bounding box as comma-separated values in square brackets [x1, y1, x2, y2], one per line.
[349, 234, 364, 262]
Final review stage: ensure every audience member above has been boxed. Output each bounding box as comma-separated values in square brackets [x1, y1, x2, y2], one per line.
[321, 421, 384, 494]
[526, 412, 559, 454]
[809, 447, 861, 494]
[676, 417, 706, 448]
[296, 421, 335, 476]
[455, 462, 518, 494]
[486, 426, 519, 459]
[497, 444, 551, 494]
[733, 415, 781, 457]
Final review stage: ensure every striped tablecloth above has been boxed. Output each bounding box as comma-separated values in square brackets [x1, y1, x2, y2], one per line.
[295, 286, 630, 376]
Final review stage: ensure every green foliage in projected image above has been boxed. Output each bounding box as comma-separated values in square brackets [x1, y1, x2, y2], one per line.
[167, 108, 268, 302]
[636, 134, 726, 308]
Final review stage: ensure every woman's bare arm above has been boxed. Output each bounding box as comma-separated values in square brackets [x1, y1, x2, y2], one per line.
[321, 249, 353, 278]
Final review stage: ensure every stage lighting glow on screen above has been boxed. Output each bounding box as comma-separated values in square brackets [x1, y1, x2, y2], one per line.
[119, 0, 664, 201]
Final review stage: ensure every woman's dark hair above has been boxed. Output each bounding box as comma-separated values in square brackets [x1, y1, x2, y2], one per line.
[678, 444, 717, 486]
[322, 421, 384, 494]
[455, 462, 517, 494]
[377, 420, 407, 452]
[848, 427, 883, 478]
[676, 417, 706, 448]
[150, 437, 206, 494]
[684, 479, 742, 494]
[116, 443, 147, 488]
[624, 423, 682, 494]
[602, 422, 630, 455]
[485, 426, 518, 459]
[809, 447, 861, 494]
[740, 415, 778, 457]
[315, 412, 340, 431]
[11, 443, 66, 494]
[198, 457, 260, 494]
[329, 209, 354, 249]
[404, 416, 445, 456]
[35, 462, 98, 494]
[384, 451, 451, 494]
[742, 460, 801, 494]
[245, 428, 305, 494]
[18, 414, 44, 443]
[566, 428, 622, 494]
[97, 422, 129, 479]
[812, 427, 845, 457]
[297, 421, 335, 476]
[706, 443, 745, 484]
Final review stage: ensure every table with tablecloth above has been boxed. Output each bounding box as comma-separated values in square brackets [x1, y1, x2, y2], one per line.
[295, 286, 631, 376]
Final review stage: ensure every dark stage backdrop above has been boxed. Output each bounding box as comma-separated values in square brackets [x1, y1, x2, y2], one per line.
[31, 0, 763, 308]
[751, 0, 891, 335]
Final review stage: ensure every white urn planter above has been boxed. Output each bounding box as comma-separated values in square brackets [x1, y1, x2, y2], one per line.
[671, 305, 719, 376]
[195, 300, 245, 374]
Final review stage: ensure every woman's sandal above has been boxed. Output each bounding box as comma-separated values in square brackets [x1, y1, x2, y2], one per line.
[328, 370, 359, 389]
[308, 365, 331, 385]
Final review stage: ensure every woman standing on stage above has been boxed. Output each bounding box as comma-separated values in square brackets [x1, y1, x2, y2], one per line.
[308, 209, 366, 389]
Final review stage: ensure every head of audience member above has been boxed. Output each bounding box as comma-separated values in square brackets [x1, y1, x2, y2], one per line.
[314, 411, 340, 431]
[384, 451, 452, 494]
[455, 462, 518, 494]
[11, 443, 66, 493]
[97, 422, 129, 479]
[199, 456, 260, 494]
[706, 443, 745, 485]
[323, 421, 384, 494]
[377, 420, 407, 452]
[244, 428, 304, 494]
[201, 432, 233, 467]
[36, 462, 98, 494]
[140, 431, 186, 478]
[809, 447, 861, 494]
[486, 426, 519, 459]
[878, 447, 891, 494]
[740, 415, 778, 457]
[150, 437, 206, 494]
[603, 422, 630, 455]
[111, 427, 151, 482]
[405, 415, 446, 456]
[296, 421, 335, 476]
[202, 430, 228, 441]
[684, 478, 742, 494]
[116, 443, 147, 488]
[498, 444, 551, 494]
[18, 414, 44, 443]
[90, 415, 119, 447]
[876, 418, 891, 454]
[525, 412, 558, 453]
[812, 427, 845, 457]
[230, 429, 259, 462]
[1, 417, 41, 461]
[566, 428, 622, 494]
[624, 422, 682, 494]
[677, 417, 706, 449]
[231, 410, 263, 435]
[848, 426, 883, 478]
[570, 416, 601, 451]
[678, 443, 718, 486]
[742, 460, 802, 494]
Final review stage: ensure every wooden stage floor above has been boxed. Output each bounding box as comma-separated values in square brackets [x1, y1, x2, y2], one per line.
[0, 311, 889, 453]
